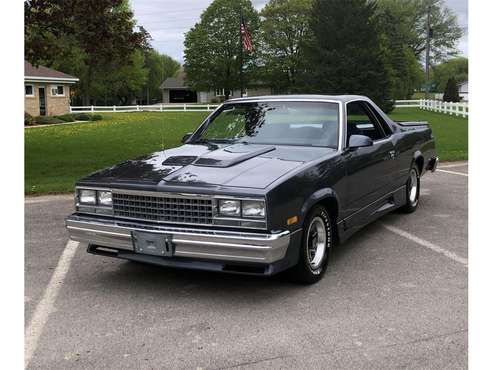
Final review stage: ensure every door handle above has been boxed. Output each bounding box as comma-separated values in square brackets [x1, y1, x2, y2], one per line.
[388, 150, 396, 159]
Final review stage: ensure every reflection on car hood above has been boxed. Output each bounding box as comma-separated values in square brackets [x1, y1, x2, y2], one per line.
[82, 143, 335, 189]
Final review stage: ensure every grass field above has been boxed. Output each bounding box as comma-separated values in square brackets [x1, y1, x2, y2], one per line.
[389, 108, 468, 161]
[25, 108, 468, 194]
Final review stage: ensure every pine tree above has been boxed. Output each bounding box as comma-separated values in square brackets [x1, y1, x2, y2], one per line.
[301, 0, 393, 111]
[442, 77, 461, 102]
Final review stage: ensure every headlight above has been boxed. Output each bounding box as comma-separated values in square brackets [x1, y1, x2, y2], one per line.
[242, 200, 265, 218]
[98, 191, 112, 206]
[79, 189, 96, 205]
[219, 199, 241, 216]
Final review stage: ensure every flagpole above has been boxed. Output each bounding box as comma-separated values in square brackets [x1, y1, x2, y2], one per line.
[239, 13, 244, 97]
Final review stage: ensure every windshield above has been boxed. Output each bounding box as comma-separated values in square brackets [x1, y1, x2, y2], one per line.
[194, 101, 340, 148]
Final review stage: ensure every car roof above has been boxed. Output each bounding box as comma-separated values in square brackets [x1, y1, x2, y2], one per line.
[226, 94, 370, 104]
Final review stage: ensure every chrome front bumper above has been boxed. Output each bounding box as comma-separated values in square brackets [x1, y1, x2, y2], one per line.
[66, 214, 293, 264]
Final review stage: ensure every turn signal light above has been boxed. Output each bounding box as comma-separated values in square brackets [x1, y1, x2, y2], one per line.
[287, 216, 298, 225]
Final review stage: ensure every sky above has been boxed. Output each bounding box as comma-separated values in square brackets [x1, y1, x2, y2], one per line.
[130, 0, 468, 63]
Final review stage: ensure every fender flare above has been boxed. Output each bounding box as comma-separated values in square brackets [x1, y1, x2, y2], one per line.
[300, 188, 340, 225]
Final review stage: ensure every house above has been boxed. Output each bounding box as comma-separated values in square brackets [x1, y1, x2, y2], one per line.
[458, 80, 468, 101]
[160, 70, 272, 104]
[25, 61, 79, 116]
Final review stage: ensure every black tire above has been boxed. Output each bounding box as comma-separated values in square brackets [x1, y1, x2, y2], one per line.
[287, 205, 332, 284]
[400, 164, 420, 214]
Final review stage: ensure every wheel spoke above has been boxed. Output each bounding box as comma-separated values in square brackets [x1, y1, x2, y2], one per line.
[306, 216, 328, 270]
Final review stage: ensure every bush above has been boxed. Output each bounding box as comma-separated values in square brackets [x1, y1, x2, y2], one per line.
[56, 114, 76, 122]
[34, 116, 65, 125]
[72, 113, 93, 121]
[71, 113, 103, 121]
[443, 77, 461, 102]
[25, 112, 34, 126]
[90, 114, 103, 121]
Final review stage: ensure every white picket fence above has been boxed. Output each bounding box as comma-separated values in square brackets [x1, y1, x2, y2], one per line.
[70, 99, 468, 117]
[69, 103, 220, 113]
[395, 99, 468, 117]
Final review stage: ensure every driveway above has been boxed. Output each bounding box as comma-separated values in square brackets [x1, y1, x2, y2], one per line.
[25, 162, 468, 369]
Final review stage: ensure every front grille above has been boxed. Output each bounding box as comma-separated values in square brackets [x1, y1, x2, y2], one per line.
[112, 193, 214, 225]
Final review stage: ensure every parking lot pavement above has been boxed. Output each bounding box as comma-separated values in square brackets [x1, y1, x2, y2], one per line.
[25, 164, 468, 370]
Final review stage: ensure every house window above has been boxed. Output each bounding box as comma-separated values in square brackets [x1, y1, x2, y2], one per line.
[25, 85, 34, 97]
[51, 85, 65, 96]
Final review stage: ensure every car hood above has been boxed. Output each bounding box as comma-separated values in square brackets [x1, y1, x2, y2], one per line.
[82, 143, 335, 189]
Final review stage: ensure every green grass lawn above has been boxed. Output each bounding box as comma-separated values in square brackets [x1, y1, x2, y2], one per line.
[25, 112, 208, 194]
[388, 108, 468, 161]
[25, 108, 468, 194]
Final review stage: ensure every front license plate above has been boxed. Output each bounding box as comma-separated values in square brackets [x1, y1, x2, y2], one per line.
[132, 231, 174, 257]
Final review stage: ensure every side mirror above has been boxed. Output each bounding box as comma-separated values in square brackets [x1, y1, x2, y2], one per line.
[348, 134, 373, 150]
[181, 133, 193, 144]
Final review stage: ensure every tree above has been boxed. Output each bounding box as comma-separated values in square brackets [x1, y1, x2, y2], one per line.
[375, 4, 425, 99]
[259, 0, 313, 93]
[432, 57, 468, 91]
[302, 0, 393, 111]
[376, 0, 463, 63]
[99, 50, 149, 105]
[25, 0, 150, 104]
[184, 0, 260, 99]
[442, 77, 460, 102]
[145, 50, 181, 104]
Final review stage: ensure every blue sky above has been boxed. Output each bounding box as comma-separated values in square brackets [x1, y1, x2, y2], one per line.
[130, 0, 468, 63]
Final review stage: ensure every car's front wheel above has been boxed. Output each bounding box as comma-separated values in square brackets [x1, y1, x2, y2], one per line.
[287, 205, 332, 284]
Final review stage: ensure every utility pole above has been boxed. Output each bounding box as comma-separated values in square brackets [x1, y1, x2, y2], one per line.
[425, 4, 432, 99]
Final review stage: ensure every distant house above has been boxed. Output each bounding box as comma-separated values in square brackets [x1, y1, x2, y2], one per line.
[160, 70, 272, 104]
[458, 80, 468, 101]
[25, 61, 79, 116]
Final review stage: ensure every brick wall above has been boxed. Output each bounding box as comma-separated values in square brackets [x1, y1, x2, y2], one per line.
[46, 85, 71, 116]
[24, 83, 72, 117]
[24, 83, 40, 116]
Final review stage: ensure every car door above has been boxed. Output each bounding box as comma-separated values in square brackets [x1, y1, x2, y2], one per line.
[340, 101, 396, 224]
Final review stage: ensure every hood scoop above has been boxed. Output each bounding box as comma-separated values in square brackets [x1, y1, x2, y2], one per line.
[162, 155, 198, 166]
[193, 144, 276, 168]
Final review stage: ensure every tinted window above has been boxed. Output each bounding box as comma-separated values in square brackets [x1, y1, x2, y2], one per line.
[346, 101, 385, 144]
[198, 101, 339, 148]
[363, 102, 393, 136]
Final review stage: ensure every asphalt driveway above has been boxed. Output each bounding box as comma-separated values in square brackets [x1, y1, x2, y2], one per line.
[25, 162, 468, 369]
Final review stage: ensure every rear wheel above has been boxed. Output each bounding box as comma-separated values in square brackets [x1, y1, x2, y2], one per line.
[400, 164, 420, 213]
[287, 205, 332, 284]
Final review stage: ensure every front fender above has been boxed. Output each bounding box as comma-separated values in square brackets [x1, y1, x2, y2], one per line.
[300, 188, 340, 225]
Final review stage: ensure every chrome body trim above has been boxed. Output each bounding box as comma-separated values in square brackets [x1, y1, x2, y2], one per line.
[66, 214, 296, 264]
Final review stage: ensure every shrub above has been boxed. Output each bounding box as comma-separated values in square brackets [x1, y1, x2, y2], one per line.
[72, 113, 93, 121]
[25, 112, 35, 126]
[90, 114, 103, 121]
[443, 77, 461, 102]
[34, 116, 65, 125]
[56, 114, 76, 122]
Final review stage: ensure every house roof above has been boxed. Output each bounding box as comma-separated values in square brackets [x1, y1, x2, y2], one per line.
[160, 70, 189, 90]
[24, 61, 79, 83]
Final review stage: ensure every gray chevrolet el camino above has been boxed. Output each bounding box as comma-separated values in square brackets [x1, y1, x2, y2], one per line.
[66, 95, 438, 283]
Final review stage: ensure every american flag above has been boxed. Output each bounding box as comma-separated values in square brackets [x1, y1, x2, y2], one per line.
[240, 16, 253, 52]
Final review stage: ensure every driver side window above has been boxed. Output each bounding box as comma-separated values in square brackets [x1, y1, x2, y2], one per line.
[346, 101, 385, 145]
